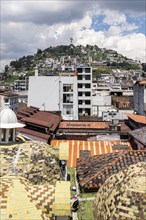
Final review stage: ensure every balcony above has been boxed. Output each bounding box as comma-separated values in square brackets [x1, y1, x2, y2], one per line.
[78, 104, 91, 108]
[78, 88, 91, 92]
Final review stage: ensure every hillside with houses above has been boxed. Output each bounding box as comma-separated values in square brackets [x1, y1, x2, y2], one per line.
[1, 44, 145, 82]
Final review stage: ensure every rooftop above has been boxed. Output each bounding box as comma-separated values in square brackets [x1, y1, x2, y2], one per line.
[125, 113, 146, 125]
[58, 121, 108, 130]
[129, 126, 146, 146]
[18, 106, 61, 132]
[76, 150, 146, 191]
[51, 139, 132, 167]
[0, 92, 18, 97]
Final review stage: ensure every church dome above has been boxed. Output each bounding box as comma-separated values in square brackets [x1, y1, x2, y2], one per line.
[0, 107, 24, 128]
[93, 162, 146, 220]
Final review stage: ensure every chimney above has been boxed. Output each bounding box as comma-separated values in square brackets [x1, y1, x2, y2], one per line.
[35, 66, 38, 77]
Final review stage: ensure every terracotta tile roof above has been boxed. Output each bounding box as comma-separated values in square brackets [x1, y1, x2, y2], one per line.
[125, 113, 146, 124]
[76, 150, 146, 191]
[129, 126, 146, 146]
[93, 162, 146, 220]
[0, 176, 55, 220]
[139, 80, 146, 85]
[51, 140, 132, 167]
[59, 121, 108, 129]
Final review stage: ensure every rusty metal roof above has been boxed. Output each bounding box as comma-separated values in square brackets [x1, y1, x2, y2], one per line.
[59, 121, 108, 129]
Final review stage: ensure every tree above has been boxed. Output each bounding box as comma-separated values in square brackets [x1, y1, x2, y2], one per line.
[37, 49, 42, 55]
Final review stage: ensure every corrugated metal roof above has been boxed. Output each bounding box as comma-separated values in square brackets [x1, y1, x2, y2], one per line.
[18, 127, 50, 140]
[18, 107, 61, 131]
[59, 121, 108, 129]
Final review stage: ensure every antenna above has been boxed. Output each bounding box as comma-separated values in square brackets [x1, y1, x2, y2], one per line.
[70, 37, 73, 45]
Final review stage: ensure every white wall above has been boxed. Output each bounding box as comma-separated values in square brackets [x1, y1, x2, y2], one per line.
[28, 75, 78, 119]
[92, 95, 111, 106]
[28, 76, 60, 111]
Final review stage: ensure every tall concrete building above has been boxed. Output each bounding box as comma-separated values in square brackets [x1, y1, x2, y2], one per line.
[28, 66, 92, 120]
[77, 67, 92, 116]
[134, 80, 146, 116]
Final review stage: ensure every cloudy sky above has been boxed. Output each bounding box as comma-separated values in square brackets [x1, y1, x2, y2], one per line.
[1, 0, 146, 71]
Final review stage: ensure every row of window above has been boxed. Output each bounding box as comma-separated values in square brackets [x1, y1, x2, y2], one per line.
[78, 100, 91, 105]
[78, 92, 91, 96]
[77, 68, 91, 73]
[78, 84, 91, 88]
[77, 75, 91, 80]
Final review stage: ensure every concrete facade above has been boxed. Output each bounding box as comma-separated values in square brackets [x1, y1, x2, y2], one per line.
[134, 80, 146, 116]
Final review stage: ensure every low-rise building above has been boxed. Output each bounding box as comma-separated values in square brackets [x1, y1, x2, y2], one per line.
[0, 92, 19, 112]
[13, 78, 29, 93]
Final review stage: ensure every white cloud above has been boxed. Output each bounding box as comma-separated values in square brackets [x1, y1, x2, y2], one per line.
[103, 10, 126, 25]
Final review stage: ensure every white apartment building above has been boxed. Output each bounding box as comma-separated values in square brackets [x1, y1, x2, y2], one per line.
[28, 66, 92, 120]
[134, 80, 146, 116]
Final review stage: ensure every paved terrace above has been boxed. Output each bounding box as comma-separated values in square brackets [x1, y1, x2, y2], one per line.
[51, 140, 132, 167]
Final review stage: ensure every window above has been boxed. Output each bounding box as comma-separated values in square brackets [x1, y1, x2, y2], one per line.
[63, 94, 73, 103]
[85, 75, 91, 80]
[77, 68, 83, 73]
[85, 92, 91, 96]
[78, 84, 82, 88]
[4, 98, 9, 103]
[77, 75, 82, 80]
[85, 68, 91, 73]
[78, 92, 82, 96]
[63, 105, 73, 115]
[85, 100, 90, 105]
[85, 84, 90, 88]
[63, 84, 73, 92]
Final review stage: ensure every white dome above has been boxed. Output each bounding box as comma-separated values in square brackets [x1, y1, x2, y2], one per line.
[0, 107, 24, 128]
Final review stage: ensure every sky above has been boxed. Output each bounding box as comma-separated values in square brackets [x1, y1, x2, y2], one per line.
[1, 0, 146, 71]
